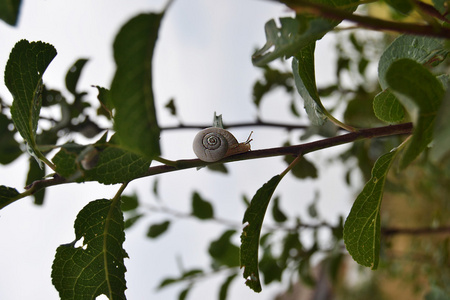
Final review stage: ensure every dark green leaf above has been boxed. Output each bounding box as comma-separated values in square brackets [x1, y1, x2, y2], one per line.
[192, 191, 214, 220]
[219, 273, 237, 300]
[110, 13, 163, 159]
[206, 163, 228, 174]
[65, 58, 88, 96]
[271, 196, 287, 223]
[121, 194, 139, 211]
[0, 113, 21, 164]
[385, 0, 413, 15]
[240, 175, 282, 293]
[0, 0, 21, 25]
[373, 89, 405, 123]
[343, 149, 398, 269]
[208, 230, 240, 268]
[26, 157, 45, 205]
[378, 35, 449, 90]
[51, 199, 127, 299]
[147, 220, 170, 238]
[298, 258, 315, 286]
[386, 58, 444, 168]
[252, 66, 293, 108]
[5, 40, 57, 164]
[165, 98, 177, 116]
[292, 43, 326, 126]
[124, 213, 144, 230]
[178, 286, 191, 300]
[284, 154, 318, 179]
[343, 96, 381, 128]
[0, 185, 20, 209]
[259, 248, 283, 285]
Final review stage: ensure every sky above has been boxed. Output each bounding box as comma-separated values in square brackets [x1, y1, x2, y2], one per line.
[0, 1, 357, 299]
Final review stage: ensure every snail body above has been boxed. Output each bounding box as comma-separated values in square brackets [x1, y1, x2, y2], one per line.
[193, 127, 251, 162]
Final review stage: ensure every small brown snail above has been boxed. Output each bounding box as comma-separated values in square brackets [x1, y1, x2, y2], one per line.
[193, 127, 252, 162]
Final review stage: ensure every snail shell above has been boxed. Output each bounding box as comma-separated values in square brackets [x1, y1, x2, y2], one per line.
[193, 127, 251, 162]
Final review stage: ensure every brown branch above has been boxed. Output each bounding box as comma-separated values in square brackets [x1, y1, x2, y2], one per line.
[382, 226, 450, 236]
[280, 0, 450, 39]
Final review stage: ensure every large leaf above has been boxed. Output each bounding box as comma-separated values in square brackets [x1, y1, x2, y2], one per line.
[240, 175, 282, 293]
[0, 0, 21, 25]
[252, 0, 359, 66]
[52, 199, 128, 300]
[110, 13, 163, 159]
[386, 58, 444, 168]
[343, 149, 398, 269]
[292, 43, 327, 126]
[5, 40, 57, 164]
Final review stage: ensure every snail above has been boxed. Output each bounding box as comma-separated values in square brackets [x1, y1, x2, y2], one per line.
[193, 127, 252, 162]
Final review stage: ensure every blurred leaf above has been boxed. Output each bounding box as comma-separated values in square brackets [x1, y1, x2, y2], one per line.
[52, 199, 127, 299]
[0, 113, 21, 164]
[252, 0, 359, 66]
[178, 286, 190, 300]
[280, 232, 302, 263]
[41, 87, 65, 107]
[110, 13, 162, 159]
[385, 0, 413, 15]
[298, 258, 315, 286]
[386, 58, 444, 169]
[206, 163, 228, 174]
[0, 0, 21, 25]
[219, 273, 237, 300]
[259, 248, 283, 285]
[65, 58, 88, 96]
[165, 98, 177, 116]
[344, 96, 381, 128]
[124, 213, 144, 230]
[5, 40, 57, 165]
[433, 0, 450, 21]
[284, 154, 318, 179]
[147, 220, 170, 238]
[208, 230, 240, 268]
[252, 66, 293, 107]
[121, 194, 139, 211]
[158, 269, 203, 289]
[307, 193, 318, 218]
[192, 191, 214, 220]
[373, 89, 405, 123]
[300, 120, 338, 140]
[292, 43, 326, 126]
[378, 35, 449, 90]
[26, 157, 45, 205]
[343, 149, 398, 269]
[0, 185, 20, 209]
[271, 196, 287, 223]
[241, 175, 282, 293]
[430, 88, 450, 166]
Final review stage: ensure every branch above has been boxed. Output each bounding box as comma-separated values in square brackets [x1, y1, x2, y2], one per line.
[281, 0, 450, 39]
[382, 226, 450, 236]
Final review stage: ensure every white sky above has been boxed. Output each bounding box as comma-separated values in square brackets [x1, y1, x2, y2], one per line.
[0, 1, 356, 299]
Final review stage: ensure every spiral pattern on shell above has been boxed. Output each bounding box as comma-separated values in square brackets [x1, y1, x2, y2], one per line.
[193, 127, 238, 162]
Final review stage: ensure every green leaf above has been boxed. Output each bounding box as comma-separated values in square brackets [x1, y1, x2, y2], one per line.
[240, 175, 282, 293]
[0, 113, 21, 164]
[5, 40, 57, 165]
[208, 230, 240, 268]
[252, 0, 359, 66]
[120, 194, 139, 212]
[124, 213, 144, 230]
[0, 185, 20, 209]
[284, 154, 318, 179]
[65, 58, 88, 96]
[385, 0, 413, 15]
[206, 163, 228, 174]
[271, 196, 287, 223]
[192, 191, 214, 220]
[146, 220, 170, 238]
[386, 58, 444, 168]
[292, 43, 326, 126]
[378, 35, 449, 90]
[164, 98, 177, 116]
[259, 248, 283, 285]
[110, 13, 163, 159]
[26, 157, 45, 205]
[51, 199, 128, 299]
[430, 88, 450, 166]
[373, 89, 405, 123]
[0, 0, 21, 25]
[219, 273, 237, 300]
[343, 149, 398, 269]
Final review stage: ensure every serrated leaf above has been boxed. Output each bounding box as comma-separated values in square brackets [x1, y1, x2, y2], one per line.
[219, 273, 237, 300]
[0, 185, 20, 209]
[51, 199, 128, 299]
[209, 230, 240, 268]
[192, 191, 214, 220]
[65, 58, 88, 95]
[240, 175, 282, 293]
[373, 89, 405, 123]
[0, 0, 21, 25]
[252, 0, 359, 66]
[292, 44, 326, 126]
[147, 220, 170, 238]
[0, 113, 21, 164]
[110, 13, 162, 159]
[386, 58, 444, 169]
[378, 35, 449, 90]
[5, 40, 57, 164]
[343, 149, 398, 269]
